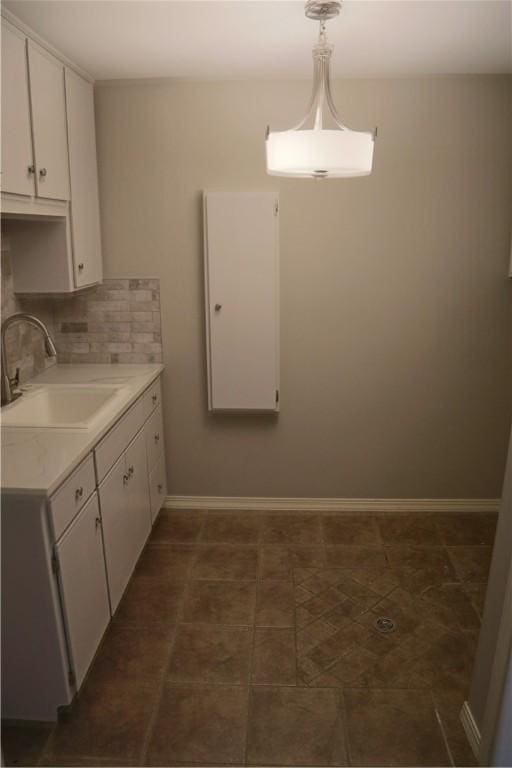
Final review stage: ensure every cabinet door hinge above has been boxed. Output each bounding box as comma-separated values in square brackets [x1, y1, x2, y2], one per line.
[275, 389, 279, 404]
[274, 200, 279, 216]
[51, 551, 60, 576]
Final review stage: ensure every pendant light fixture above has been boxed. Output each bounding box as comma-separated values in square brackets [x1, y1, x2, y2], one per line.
[266, 0, 376, 179]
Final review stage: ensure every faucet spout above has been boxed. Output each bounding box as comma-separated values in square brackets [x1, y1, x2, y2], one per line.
[45, 336, 57, 358]
[1, 313, 57, 406]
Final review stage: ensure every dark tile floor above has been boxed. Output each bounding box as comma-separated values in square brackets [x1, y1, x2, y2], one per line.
[2, 509, 497, 767]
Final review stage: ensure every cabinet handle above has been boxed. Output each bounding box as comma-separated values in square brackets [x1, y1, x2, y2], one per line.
[39, 167, 47, 177]
[75, 486, 84, 501]
[28, 164, 35, 175]
[152, 394, 158, 404]
[215, 304, 222, 311]
[157, 483, 163, 493]
[123, 473, 130, 485]
[128, 465, 134, 476]
[95, 516, 102, 529]
[154, 433, 160, 443]
[78, 263, 84, 271]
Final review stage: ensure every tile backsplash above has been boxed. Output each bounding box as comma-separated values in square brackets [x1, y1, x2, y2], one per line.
[53, 279, 162, 364]
[1, 249, 162, 383]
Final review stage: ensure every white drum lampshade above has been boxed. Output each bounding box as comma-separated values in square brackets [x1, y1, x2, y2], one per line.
[265, 0, 376, 180]
[266, 127, 375, 178]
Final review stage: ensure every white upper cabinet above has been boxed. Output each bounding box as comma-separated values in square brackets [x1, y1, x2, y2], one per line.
[1, 13, 103, 292]
[27, 41, 70, 201]
[1, 22, 35, 196]
[203, 190, 280, 412]
[65, 69, 103, 288]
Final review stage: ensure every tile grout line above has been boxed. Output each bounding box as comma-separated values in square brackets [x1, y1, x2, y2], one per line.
[243, 519, 264, 766]
[291, 538, 301, 690]
[295, 513, 329, 688]
[372, 513, 384, 549]
[138, 510, 207, 765]
[338, 688, 353, 767]
[437, 515, 461, 588]
[431, 693, 456, 768]
[35, 724, 56, 767]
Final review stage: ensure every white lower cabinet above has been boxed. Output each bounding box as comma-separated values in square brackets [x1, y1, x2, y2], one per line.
[98, 452, 130, 613]
[125, 427, 152, 553]
[99, 427, 151, 613]
[149, 454, 167, 523]
[54, 492, 110, 690]
[145, 404, 164, 473]
[145, 403, 167, 523]
[1, 373, 166, 721]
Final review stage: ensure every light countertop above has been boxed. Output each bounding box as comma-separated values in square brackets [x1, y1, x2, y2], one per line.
[1, 364, 163, 496]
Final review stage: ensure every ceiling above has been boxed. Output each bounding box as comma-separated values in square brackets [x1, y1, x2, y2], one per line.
[4, 0, 512, 81]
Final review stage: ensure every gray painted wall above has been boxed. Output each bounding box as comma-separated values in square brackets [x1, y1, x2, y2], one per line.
[94, 76, 512, 498]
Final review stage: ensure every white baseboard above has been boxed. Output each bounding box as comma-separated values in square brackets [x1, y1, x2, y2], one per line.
[460, 701, 481, 759]
[163, 496, 499, 513]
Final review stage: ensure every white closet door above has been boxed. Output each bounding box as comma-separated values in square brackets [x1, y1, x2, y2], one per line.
[204, 190, 279, 411]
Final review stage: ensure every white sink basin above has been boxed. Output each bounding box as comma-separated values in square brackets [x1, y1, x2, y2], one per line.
[1, 385, 124, 429]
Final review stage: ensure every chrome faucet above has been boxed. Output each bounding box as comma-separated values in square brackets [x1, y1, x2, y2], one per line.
[1, 313, 57, 406]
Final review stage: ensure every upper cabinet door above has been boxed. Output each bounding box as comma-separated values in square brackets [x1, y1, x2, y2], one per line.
[204, 190, 280, 411]
[1, 22, 35, 196]
[27, 41, 70, 201]
[65, 69, 103, 288]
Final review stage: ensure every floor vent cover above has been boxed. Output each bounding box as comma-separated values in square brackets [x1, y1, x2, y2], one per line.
[374, 616, 397, 634]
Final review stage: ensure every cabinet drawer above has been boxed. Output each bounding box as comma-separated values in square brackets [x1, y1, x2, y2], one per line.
[145, 404, 164, 472]
[142, 378, 162, 422]
[50, 454, 96, 541]
[95, 397, 145, 484]
[149, 454, 167, 523]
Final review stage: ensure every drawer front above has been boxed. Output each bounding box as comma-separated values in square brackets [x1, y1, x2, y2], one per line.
[145, 404, 164, 472]
[95, 397, 145, 484]
[141, 377, 162, 422]
[149, 454, 167, 523]
[50, 453, 96, 541]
